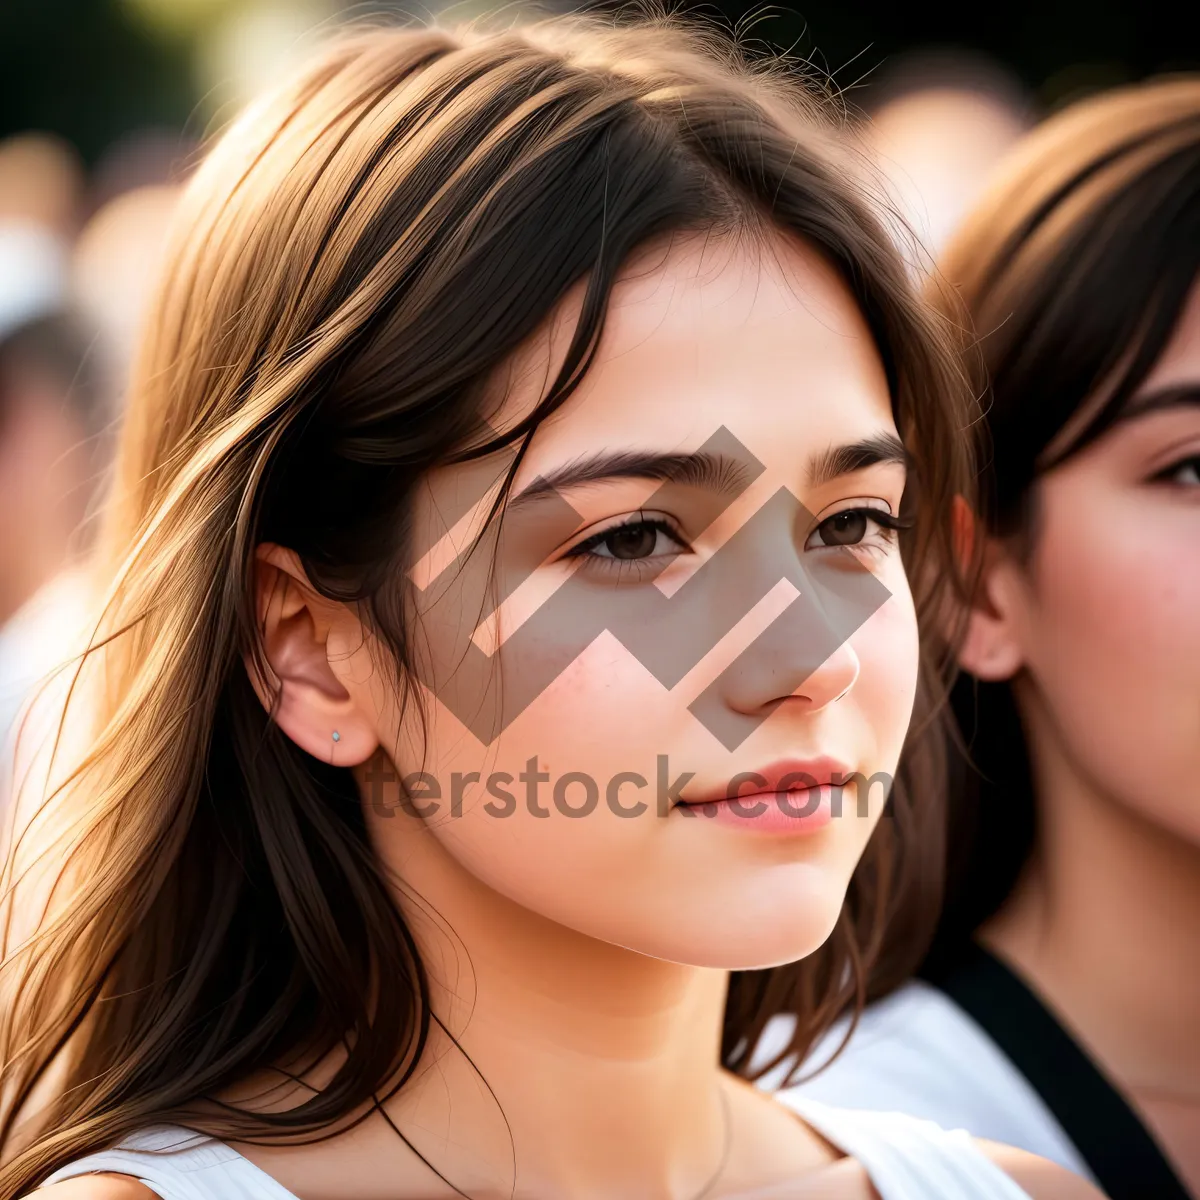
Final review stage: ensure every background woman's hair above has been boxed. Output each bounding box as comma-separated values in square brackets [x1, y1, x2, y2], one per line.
[0, 13, 976, 1192]
[921, 77, 1200, 968]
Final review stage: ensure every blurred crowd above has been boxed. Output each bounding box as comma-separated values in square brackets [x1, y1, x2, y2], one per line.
[0, 127, 187, 814]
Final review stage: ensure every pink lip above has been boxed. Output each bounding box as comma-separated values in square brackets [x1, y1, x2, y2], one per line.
[674, 757, 855, 836]
[688, 757, 854, 803]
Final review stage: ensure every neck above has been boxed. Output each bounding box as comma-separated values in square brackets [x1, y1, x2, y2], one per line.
[982, 685, 1200, 1098]
[375, 811, 734, 1199]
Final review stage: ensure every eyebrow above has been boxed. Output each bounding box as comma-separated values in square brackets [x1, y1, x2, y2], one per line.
[508, 431, 909, 508]
[508, 450, 755, 507]
[1120, 384, 1200, 420]
[806, 432, 910, 488]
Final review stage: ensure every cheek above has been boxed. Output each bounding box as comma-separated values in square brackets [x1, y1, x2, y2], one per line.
[1024, 488, 1200, 838]
[852, 572, 921, 770]
[403, 634, 680, 884]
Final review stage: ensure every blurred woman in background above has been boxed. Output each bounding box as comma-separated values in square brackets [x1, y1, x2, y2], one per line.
[788, 76, 1200, 1200]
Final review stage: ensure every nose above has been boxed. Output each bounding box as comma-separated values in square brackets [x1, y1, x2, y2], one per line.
[781, 637, 860, 712]
[685, 583, 867, 750]
[721, 597, 862, 715]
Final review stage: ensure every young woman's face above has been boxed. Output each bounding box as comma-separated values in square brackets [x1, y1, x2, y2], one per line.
[330, 234, 918, 970]
[966, 278, 1200, 843]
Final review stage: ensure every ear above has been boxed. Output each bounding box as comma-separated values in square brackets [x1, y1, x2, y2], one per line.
[951, 494, 976, 576]
[246, 544, 380, 766]
[957, 533, 1028, 682]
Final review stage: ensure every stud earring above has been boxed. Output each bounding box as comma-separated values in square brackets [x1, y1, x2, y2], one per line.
[331, 731, 341, 743]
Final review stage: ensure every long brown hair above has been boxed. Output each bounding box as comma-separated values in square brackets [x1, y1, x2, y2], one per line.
[0, 13, 976, 1192]
[920, 78, 1200, 966]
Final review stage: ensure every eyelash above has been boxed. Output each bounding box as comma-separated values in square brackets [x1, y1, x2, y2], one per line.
[563, 515, 690, 573]
[804, 507, 911, 559]
[1155, 453, 1200, 487]
[562, 506, 910, 574]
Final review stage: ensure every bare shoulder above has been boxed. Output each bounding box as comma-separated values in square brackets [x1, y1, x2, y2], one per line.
[789, 1139, 1106, 1200]
[975, 1140, 1107, 1199]
[25, 1176, 158, 1199]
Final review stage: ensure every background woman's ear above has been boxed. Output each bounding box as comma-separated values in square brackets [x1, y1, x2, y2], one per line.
[957, 534, 1027, 682]
[952, 494, 977, 580]
[246, 543, 380, 765]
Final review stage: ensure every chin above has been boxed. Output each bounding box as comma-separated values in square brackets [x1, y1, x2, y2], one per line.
[615, 901, 845, 971]
[643, 934, 836, 972]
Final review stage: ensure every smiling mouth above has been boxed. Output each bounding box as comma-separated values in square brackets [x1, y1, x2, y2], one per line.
[674, 787, 837, 834]
[671, 757, 856, 834]
[678, 756, 854, 807]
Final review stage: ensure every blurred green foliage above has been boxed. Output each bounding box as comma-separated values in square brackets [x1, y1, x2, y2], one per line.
[0, 0, 197, 166]
[2, 0, 1198, 167]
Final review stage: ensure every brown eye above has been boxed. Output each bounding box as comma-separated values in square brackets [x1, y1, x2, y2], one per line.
[815, 510, 869, 546]
[568, 517, 689, 564]
[603, 524, 659, 559]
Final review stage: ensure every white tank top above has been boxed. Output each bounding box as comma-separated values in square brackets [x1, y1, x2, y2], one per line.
[762, 982, 1094, 1182]
[40, 1097, 1033, 1199]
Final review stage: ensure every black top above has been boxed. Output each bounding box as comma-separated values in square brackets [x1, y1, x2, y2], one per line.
[921, 941, 1192, 1200]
